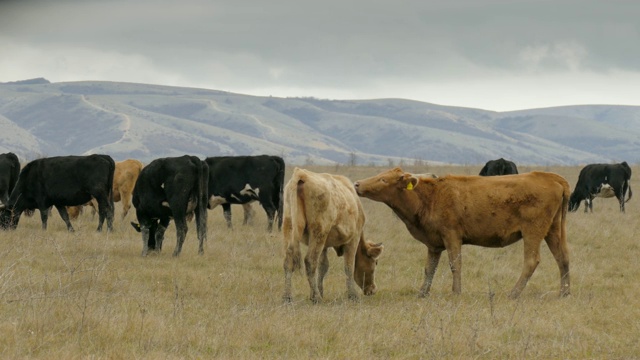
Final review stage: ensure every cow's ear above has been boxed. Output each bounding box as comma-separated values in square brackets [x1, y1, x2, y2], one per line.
[130, 222, 141, 232]
[402, 174, 419, 190]
[366, 242, 384, 259]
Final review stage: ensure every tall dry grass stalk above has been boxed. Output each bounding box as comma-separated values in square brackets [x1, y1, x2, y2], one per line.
[1, 164, 639, 358]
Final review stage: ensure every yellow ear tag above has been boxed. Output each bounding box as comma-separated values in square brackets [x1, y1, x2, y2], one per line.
[406, 182, 414, 190]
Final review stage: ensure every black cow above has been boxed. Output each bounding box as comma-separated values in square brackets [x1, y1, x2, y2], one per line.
[131, 155, 208, 257]
[205, 155, 285, 232]
[0, 155, 115, 232]
[569, 162, 632, 213]
[479, 158, 519, 176]
[0, 153, 20, 210]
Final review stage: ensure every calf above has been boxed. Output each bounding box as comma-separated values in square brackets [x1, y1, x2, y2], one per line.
[131, 155, 208, 257]
[569, 162, 632, 212]
[205, 155, 284, 231]
[355, 168, 570, 299]
[283, 168, 383, 303]
[0, 155, 115, 232]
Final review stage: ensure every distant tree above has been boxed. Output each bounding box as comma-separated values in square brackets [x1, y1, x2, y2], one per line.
[347, 152, 357, 167]
[387, 158, 395, 167]
[304, 155, 315, 166]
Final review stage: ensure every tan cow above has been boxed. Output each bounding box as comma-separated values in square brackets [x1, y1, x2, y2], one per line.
[283, 168, 384, 304]
[67, 159, 143, 220]
[354, 168, 570, 299]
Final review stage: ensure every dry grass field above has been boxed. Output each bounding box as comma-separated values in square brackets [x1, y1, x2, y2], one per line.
[1, 164, 639, 359]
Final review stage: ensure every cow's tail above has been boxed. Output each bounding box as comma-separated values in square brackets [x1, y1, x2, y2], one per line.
[276, 159, 285, 230]
[195, 158, 209, 249]
[106, 157, 116, 228]
[625, 181, 633, 203]
[284, 170, 305, 273]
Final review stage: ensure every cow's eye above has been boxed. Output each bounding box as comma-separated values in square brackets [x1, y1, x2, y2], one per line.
[379, 178, 387, 183]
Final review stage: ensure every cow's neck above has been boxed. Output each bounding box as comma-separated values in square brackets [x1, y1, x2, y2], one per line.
[386, 189, 431, 229]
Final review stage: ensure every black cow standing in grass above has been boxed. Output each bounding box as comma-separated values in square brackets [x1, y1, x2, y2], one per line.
[0, 152, 20, 210]
[569, 162, 632, 213]
[205, 155, 285, 232]
[131, 155, 209, 257]
[0, 154, 115, 232]
[479, 158, 519, 176]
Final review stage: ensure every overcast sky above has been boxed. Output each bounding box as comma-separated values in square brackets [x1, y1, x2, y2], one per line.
[1, 0, 639, 111]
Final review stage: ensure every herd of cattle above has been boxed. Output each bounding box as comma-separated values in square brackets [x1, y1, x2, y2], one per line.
[0, 153, 633, 303]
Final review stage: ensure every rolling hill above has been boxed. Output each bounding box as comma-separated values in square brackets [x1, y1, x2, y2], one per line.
[1, 78, 637, 165]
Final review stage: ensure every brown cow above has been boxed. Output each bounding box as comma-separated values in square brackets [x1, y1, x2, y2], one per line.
[354, 168, 570, 299]
[283, 168, 384, 304]
[68, 159, 144, 220]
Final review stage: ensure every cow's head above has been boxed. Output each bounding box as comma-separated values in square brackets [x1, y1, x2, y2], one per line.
[354, 240, 384, 295]
[131, 221, 160, 250]
[354, 167, 420, 202]
[0, 208, 12, 230]
[0, 206, 21, 230]
[568, 191, 582, 212]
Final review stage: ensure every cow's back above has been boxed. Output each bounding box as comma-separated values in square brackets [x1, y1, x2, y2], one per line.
[286, 168, 364, 247]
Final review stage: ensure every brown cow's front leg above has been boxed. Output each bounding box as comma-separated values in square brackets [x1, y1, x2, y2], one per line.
[509, 236, 542, 298]
[419, 248, 442, 297]
[446, 241, 463, 295]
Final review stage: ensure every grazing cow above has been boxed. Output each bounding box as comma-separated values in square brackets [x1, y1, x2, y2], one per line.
[205, 155, 285, 231]
[0, 155, 115, 232]
[131, 155, 208, 257]
[282, 168, 384, 303]
[0, 153, 20, 210]
[569, 162, 632, 213]
[354, 168, 570, 299]
[479, 158, 519, 176]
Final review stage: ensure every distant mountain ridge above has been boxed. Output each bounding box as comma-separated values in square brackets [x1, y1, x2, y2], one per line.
[0, 79, 638, 166]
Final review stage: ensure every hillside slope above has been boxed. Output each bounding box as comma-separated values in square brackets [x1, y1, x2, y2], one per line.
[1, 80, 637, 165]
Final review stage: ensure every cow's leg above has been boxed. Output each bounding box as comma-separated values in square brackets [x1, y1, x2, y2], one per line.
[39, 208, 50, 230]
[317, 248, 330, 298]
[304, 228, 328, 303]
[419, 248, 442, 298]
[222, 204, 233, 229]
[282, 216, 301, 303]
[261, 201, 277, 232]
[544, 224, 570, 297]
[155, 218, 169, 252]
[340, 239, 360, 301]
[195, 203, 207, 256]
[445, 240, 463, 294]
[510, 236, 543, 299]
[121, 193, 132, 219]
[172, 217, 188, 257]
[618, 193, 625, 213]
[242, 203, 255, 226]
[94, 195, 112, 232]
[140, 225, 152, 257]
[54, 205, 75, 232]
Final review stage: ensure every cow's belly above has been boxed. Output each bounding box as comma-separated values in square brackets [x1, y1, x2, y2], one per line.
[463, 232, 523, 248]
[208, 195, 227, 209]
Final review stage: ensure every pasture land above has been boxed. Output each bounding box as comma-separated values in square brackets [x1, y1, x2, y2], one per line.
[1, 164, 639, 359]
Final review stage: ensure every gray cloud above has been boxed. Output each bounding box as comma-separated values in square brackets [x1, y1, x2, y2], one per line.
[1, 0, 639, 110]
